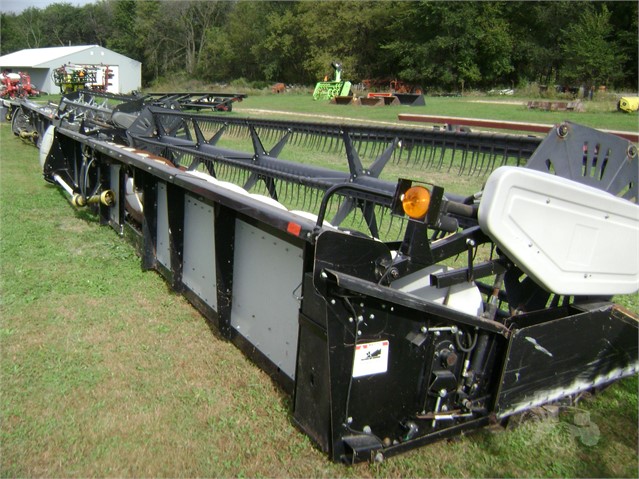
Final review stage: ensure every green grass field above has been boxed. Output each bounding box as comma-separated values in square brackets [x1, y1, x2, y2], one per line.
[1, 93, 637, 478]
[231, 93, 639, 133]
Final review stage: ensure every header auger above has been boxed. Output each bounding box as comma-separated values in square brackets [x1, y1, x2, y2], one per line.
[12, 92, 639, 463]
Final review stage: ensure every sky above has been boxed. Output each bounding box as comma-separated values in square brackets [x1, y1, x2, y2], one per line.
[1, 0, 97, 14]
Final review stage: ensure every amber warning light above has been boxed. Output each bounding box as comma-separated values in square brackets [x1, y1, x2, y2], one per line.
[402, 186, 431, 219]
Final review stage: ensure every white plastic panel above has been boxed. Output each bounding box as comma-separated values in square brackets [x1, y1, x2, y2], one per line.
[391, 265, 484, 317]
[124, 177, 142, 216]
[39, 125, 55, 170]
[478, 167, 639, 295]
[183, 195, 217, 310]
[185, 170, 217, 183]
[249, 193, 287, 210]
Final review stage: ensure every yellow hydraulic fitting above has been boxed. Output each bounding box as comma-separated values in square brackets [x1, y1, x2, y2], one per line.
[19, 130, 38, 140]
[71, 194, 86, 207]
[86, 190, 115, 206]
[71, 190, 114, 207]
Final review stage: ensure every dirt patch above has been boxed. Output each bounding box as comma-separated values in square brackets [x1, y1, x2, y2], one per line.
[468, 99, 526, 106]
[236, 108, 402, 127]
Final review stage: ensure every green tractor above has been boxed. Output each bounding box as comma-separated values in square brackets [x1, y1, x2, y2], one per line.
[313, 62, 352, 101]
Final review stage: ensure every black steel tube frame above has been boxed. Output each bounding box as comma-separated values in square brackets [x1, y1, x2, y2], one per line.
[38, 120, 639, 464]
[141, 92, 248, 111]
[128, 107, 542, 176]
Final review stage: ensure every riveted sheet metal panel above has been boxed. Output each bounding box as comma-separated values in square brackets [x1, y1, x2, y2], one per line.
[109, 164, 121, 227]
[230, 219, 303, 379]
[496, 305, 639, 418]
[156, 182, 170, 269]
[182, 194, 217, 310]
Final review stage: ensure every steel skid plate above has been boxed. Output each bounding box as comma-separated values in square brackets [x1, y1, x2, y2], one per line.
[497, 302, 639, 417]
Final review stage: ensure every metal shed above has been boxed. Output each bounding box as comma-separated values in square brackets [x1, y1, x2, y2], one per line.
[0, 45, 141, 95]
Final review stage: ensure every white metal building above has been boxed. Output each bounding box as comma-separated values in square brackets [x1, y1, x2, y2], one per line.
[0, 45, 141, 95]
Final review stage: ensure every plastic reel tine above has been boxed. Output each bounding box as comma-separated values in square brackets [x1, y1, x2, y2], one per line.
[311, 187, 323, 213]
[289, 130, 300, 147]
[409, 144, 420, 168]
[424, 143, 435, 169]
[483, 148, 496, 175]
[319, 133, 328, 153]
[432, 146, 443, 170]
[489, 150, 502, 175]
[300, 130, 312, 149]
[446, 142, 459, 174]
[470, 150, 482, 176]
[457, 149, 467, 175]
[481, 151, 494, 176]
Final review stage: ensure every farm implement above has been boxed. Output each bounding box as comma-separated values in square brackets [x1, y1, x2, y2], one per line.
[6, 89, 247, 147]
[142, 92, 247, 112]
[52, 63, 114, 94]
[0, 71, 39, 99]
[19, 100, 639, 463]
[313, 62, 352, 101]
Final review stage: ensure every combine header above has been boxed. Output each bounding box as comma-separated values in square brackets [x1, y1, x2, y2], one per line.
[7, 89, 247, 147]
[25, 98, 639, 463]
[142, 92, 247, 112]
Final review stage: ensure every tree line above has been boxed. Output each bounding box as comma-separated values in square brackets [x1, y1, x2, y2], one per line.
[1, 0, 637, 92]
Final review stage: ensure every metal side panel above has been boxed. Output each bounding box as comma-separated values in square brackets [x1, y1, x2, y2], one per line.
[109, 164, 121, 228]
[496, 304, 639, 418]
[156, 182, 170, 269]
[182, 194, 217, 310]
[230, 219, 304, 380]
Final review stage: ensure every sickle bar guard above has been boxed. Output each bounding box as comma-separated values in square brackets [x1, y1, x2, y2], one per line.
[38, 106, 639, 464]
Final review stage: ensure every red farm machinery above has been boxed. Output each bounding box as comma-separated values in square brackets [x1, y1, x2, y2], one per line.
[0, 70, 39, 99]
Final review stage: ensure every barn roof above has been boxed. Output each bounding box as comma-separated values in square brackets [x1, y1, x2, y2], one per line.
[1, 45, 103, 67]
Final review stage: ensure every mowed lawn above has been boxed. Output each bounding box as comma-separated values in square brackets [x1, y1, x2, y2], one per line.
[0, 100, 637, 479]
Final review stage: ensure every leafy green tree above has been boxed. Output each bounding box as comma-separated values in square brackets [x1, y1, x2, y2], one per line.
[13, 7, 46, 49]
[294, 1, 397, 83]
[384, 1, 514, 91]
[0, 14, 23, 55]
[560, 3, 625, 89]
[0, 0, 635, 91]
[252, 3, 307, 83]
[606, 1, 638, 89]
[41, 3, 84, 46]
[107, 0, 142, 61]
[506, 1, 574, 87]
[78, 1, 114, 47]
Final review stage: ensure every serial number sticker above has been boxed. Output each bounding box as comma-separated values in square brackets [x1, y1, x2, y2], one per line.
[352, 340, 389, 378]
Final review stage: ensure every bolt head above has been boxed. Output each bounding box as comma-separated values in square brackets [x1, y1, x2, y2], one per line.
[557, 124, 569, 138]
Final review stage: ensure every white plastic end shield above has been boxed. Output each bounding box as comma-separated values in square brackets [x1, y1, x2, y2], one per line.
[478, 167, 639, 296]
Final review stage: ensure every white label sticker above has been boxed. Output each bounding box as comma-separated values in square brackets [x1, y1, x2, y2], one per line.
[352, 340, 389, 378]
